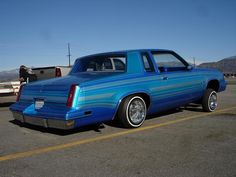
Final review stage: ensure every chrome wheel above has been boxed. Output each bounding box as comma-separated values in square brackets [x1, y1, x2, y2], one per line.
[208, 91, 217, 111]
[126, 96, 146, 127]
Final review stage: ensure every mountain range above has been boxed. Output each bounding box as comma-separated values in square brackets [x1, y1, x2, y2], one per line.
[0, 69, 19, 82]
[198, 56, 236, 73]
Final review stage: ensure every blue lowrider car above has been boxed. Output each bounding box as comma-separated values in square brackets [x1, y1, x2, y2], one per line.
[10, 49, 226, 129]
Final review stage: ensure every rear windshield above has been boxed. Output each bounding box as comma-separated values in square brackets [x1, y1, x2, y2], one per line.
[70, 55, 126, 74]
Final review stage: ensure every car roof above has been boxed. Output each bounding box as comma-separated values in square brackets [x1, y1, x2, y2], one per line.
[77, 49, 174, 59]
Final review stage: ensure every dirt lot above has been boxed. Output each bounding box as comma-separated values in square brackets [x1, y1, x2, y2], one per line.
[0, 86, 235, 177]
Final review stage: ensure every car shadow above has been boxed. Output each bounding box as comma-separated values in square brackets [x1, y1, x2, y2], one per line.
[0, 102, 15, 107]
[106, 104, 204, 128]
[9, 119, 105, 136]
[105, 108, 184, 128]
[9, 104, 204, 135]
[146, 108, 183, 120]
[183, 103, 204, 112]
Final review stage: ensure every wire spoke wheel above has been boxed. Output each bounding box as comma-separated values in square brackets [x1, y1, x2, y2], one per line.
[118, 95, 147, 128]
[128, 99, 146, 125]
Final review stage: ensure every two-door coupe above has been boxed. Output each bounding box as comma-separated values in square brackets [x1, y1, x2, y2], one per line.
[10, 49, 226, 129]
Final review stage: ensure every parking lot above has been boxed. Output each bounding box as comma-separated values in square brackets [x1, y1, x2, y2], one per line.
[0, 85, 235, 177]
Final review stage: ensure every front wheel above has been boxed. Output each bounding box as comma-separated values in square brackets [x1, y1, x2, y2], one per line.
[202, 89, 218, 112]
[118, 96, 147, 128]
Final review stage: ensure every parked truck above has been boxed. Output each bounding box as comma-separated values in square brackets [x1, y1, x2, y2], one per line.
[31, 66, 71, 81]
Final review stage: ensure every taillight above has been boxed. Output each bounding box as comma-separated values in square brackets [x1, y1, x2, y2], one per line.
[55, 68, 61, 77]
[16, 85, 24, 102]
[66, 84, 77, 107]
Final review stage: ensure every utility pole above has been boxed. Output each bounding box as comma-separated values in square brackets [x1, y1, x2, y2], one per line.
[67, 43, 71, 66]
[193, 57, 196, 68]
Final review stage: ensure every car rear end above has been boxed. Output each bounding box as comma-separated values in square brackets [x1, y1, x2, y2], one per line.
[10, 52, 128, 129]
[10, 77, 82, 129]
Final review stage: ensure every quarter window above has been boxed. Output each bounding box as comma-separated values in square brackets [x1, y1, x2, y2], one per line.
[141, 53, 154, 72]
[113, 58, 125, 71]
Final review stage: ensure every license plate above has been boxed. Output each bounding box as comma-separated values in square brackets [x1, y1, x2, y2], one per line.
[35, 99, 44, 110]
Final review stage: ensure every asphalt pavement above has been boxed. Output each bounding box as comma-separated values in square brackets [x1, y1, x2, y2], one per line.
[0, 85, 235, 177]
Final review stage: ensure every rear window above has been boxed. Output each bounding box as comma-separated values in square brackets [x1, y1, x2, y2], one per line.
[70, 55, 126, 73]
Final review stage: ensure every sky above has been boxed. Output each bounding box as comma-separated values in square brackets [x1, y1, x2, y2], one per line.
[0, 0, 236, 71]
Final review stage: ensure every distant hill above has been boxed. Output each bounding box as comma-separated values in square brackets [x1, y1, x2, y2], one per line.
[0, 69, 18, 82]
[198, 56, 236, 73]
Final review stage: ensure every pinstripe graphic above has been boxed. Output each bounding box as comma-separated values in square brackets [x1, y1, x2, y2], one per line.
[81, 72, 211, 92]
[78, 93, 115, 101]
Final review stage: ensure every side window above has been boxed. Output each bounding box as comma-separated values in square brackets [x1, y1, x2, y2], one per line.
[113, 58, 125, 71]
[152, 53, 186, 72]
[141, 53, 154, 72]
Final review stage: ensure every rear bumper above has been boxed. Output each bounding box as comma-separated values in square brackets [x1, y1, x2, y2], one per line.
[12, 111, 75, 130]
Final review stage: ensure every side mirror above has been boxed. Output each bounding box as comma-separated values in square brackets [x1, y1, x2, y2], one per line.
[187, 65, 193, 70]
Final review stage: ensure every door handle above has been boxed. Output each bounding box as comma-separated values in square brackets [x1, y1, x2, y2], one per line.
[162, 76, 168, 80]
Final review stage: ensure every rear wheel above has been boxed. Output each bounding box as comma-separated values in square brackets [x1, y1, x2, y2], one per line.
[118, 96, 147, 128]
[202, 89, 218, 112]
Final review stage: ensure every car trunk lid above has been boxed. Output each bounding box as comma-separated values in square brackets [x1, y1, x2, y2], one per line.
[19, 72, 122, 105]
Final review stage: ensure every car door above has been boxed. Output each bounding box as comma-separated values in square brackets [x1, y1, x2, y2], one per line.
[147, 51, 204, 112]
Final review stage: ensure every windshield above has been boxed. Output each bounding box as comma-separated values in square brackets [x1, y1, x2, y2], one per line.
[70, 55, 126, 74]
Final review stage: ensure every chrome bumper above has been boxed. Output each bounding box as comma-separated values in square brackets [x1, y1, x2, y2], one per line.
[12, 111, 75, 130]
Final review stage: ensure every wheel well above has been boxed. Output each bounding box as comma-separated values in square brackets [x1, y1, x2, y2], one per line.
[207, 80, 219, 92]
[122, 93, 151, 109]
